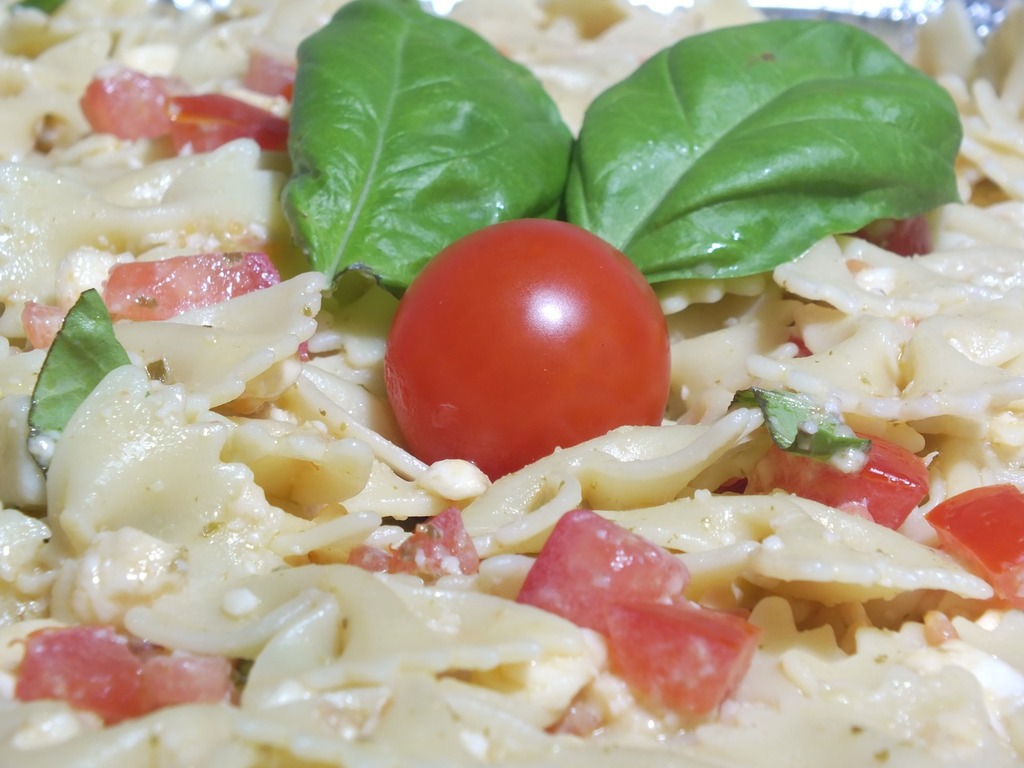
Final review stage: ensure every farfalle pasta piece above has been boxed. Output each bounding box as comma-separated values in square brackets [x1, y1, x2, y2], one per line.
[114, 272, 324, 409]
[46, 366, 284, 586]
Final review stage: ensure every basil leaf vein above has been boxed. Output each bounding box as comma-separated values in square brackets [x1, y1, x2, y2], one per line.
[283, 0, 572, 291]
[566, 20, 962, 282]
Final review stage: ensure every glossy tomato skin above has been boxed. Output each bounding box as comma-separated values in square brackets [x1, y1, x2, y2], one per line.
[385, 219, 670, 480]
[746, 434, 929, 530]
[926, 484, 1024, 608]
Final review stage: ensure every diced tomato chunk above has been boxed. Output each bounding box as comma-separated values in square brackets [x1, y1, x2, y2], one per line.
[516, 510, 755, 720]
[168, 93, 289, 153]
[347, 507, 479, 582]
[138, 654, 233, 712]
[926, 484, 1024, 608]
[516, 509, 689, 635]
[80, 68, 177, 140]
[347, 544, 396, 573]
[746, 435, 929, 530]
[21, 301, 66, 350]
[244, 48, 296, 99]
[788, 335, 812, 357]
[854, 216, 932, 257]
[15, 625, 234, 724]
[15, 626, 144, 724]
[391, 507, 480, 578]
[102, 252, 280, 322]
[605, 600, 760, 718]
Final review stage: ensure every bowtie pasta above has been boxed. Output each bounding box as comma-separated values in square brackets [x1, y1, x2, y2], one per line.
[2, 0, 1024, 766]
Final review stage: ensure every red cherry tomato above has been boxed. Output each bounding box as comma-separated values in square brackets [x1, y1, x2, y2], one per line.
[384, 219, 670, 479]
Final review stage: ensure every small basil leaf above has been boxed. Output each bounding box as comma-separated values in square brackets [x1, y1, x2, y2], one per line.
[28, 289, 131, 436]
[732, 387, 870, 461]
[566, 20, 962, 282]
[283, 0, 572, 292]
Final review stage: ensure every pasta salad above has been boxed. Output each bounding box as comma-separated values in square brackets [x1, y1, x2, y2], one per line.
[2, 0, 1024, 765]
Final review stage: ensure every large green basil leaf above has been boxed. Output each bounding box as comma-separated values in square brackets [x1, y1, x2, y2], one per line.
[565, 20, 962, 282]
[28, 289, 130, 437]
[283, 0, 572, 291]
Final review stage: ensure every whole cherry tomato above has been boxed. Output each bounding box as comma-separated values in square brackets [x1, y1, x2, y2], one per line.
[384, 219, 670, 479]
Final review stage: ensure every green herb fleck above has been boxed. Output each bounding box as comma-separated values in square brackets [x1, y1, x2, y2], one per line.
[732, 387, 870, 463]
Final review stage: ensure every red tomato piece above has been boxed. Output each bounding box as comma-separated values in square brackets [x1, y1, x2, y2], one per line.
[605, 600, 760, 718]
[391, 506, 480, 579]
[516, 509, 689, 635]
[139, 654, 234, 712]
[15, 626, 235, 724]
[80, 68, 178, 140]
[15, 625, 145, 725]
[746, 435, 929, 530]
[167, 93, 289, 153]
[385, 219, 670, 480]
[21, 301, 65, 350]
[347, 544, 395, 573]
[347, 507, 479, 582]
[926, 484, 1024, 608]
[854, 216, 932, 256]
[102, 252, 280, 322]
[244, 48, 296, 99]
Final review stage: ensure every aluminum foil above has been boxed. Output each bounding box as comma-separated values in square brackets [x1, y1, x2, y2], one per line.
[627, 1, 1007, 52]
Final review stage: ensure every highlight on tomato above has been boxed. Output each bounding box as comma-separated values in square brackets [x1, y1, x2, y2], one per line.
[926, 484, 1024, 608]
[384, 219, 671, 480]
[746, 434, 929, 529]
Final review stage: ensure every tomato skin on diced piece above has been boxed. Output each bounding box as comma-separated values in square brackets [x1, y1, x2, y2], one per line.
[80, 68, 177, 141]
[926, 484, 1024, 608]
[14, 625, 234, 725]
[21, 301, 66, 350]
[138, 654, 234, 713]
[244, 48, 296, 99]
[168, 93, 289, 154]
[605, 600, 760, 718]
[102, 252, 280, 322]
[854, 215, 932, 256]
[516, 509, 690, 635]
[516, 510, 758, 720]
[746, 435, 929, 530]
[15, 625, 145, 724]
[347, 507, 479, 583]
[80, 67, 289, 154]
